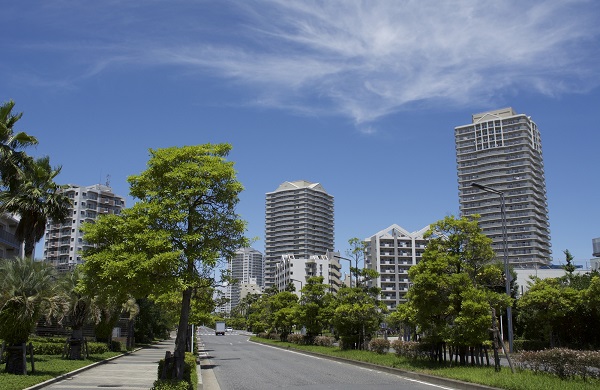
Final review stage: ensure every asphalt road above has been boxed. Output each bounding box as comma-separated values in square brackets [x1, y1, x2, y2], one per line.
[197, 327, 457, 390]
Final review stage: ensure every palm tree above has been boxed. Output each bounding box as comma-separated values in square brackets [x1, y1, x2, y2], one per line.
[0, 257, 66, 374]
[57, 267, 100, 359]
[0, 100, 38, 191]
[0, 156, 72, 257]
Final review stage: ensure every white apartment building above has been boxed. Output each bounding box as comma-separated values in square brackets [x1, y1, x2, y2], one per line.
[43, 184, 125, 272]
[225, 247, 265, 312]
[0, 213, 24, 259]
[364, 224, 430, 310]
[274, 253, 342, 298]
[265, 180, 334, 288]
[455, 108, 551, 268]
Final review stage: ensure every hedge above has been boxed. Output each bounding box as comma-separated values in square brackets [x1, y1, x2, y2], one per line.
[154, 352, 197, 390]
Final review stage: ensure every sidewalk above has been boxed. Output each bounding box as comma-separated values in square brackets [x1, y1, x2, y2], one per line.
[28, 337, 176, 390]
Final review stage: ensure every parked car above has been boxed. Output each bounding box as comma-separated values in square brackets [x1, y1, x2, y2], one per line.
[226, 327, 233, 332]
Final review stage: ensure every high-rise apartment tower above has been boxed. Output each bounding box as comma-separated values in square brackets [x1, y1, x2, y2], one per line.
[455, 108, 551, 267]
[43, 184, 126, 272]
[264, 180, 334, 288]
[226, 247, 264, 312]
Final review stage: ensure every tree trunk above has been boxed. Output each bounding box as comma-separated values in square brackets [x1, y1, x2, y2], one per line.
[174, 287, 192, 380]
[5, 344, 27, 375]
[68, 328, 84, 360]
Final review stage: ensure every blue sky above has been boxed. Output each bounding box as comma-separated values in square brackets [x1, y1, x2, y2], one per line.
[2, 1, 599, 270]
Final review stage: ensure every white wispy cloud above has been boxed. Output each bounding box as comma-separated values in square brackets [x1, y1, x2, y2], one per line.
[8, 0, 600, 124]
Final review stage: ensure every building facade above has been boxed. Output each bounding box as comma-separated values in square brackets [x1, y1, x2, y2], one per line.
[274, 253, 342, 298]
[43, 184, 126, 272]
[225, 247, 265, 312]
[455, 108, 551, 268]
[364, 224, 429, 310]
[0, 213, 24, 259]
[264, 180, 334, 288]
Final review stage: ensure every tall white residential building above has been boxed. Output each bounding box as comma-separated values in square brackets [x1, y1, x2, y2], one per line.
[364, 224, 430, 310]
[0, 213, 24, 259]
[43, 184, 125, 272]
[264, 180, 334, 288]
[455, 108, 551, 268]
[225, 247, 264, 312]
[274, 253, 342, 298]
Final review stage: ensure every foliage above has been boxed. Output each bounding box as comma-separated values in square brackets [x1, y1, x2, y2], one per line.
[330, 286, 385, 350]
[287, 333, 305, 344]
[155, 352, 197, 390]
[0, 156, 71, 257]
[368, 338, 390, 354]
[0, 99, 38, 192]
[390, 340, 429, 359]
[516, 348, 600, 380]
[517, 273, 600, 349]
[313, 336, 334, 347]
[297, 276, 333, 340]
[0, 257, 66, 345]
[397, 215, 510, 361]
[83, 144, 248, 379]
[135, 298, 174, 343]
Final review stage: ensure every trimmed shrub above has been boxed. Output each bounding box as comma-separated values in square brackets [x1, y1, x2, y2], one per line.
[287, 333, 304, 344]
[369, 338, 390, 354]
[516, 348, 600, 380]
[88, 342, 110, 354]
[111, 340, 122, 352]
[268, 333, 279, 340]
[151, 379, 190, 390]
[313, 336, 334, 347]
[31, 341, 64, 355]
[391, 340, 428, 359]
[257, 332, 269, 339]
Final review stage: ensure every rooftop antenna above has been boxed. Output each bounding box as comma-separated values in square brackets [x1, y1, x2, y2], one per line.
[105, 174, 111, 187]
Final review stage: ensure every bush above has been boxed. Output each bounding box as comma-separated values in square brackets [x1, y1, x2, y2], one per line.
[111, 340, 122, 352]
[156, 352, 197, 390]
[369, 338, 390, 354]
[516, 348, 600, 380]
[31, 341, 65, 355]
[151, 379, 190, 390]
[287, 334, 305, 344]
[313, 336, 334, 347]
[88, 342, 110, 354]
[390, 340, 428, 359]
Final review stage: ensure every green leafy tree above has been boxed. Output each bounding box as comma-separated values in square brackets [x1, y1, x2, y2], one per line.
[346, 237, 366, 286]
[330, 286, 385, 350]
[399, 215, 510, 363]
[84, 144, 247, 379]
[297, 276, 333, 341]
[0, 257, 66, 374]
[0, 100, 38, 192]
[0, 156, 71, 257]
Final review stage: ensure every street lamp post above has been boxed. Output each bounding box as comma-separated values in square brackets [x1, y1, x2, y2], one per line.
[333, 254, 353, 287]
[471, 182, 514, 354]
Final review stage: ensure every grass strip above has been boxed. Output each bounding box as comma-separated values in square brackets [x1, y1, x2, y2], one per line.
[250, 337, 599, 390]
[0, 352, 121, 390]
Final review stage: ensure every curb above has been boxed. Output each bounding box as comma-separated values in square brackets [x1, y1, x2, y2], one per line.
[23, 348, 143, 390]
[250, 339, 500, 390]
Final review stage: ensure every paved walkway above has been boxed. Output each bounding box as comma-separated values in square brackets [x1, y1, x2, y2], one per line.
[29, 337, 177, 390]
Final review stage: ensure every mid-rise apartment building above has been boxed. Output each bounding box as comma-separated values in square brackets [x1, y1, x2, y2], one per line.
[225, 247, 264, 312]
[274, 253, 342, 298]
[43, 184, 125, 272]
[0, 213, 23, 259]
[364, 224, 429, 310]
[455, 108, 551, 267]
[265, 180, 334, 288]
